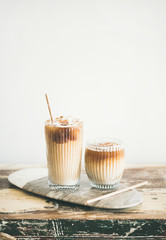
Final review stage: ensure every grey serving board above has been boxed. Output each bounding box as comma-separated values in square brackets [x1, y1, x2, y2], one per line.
[8, 168, 143, 210]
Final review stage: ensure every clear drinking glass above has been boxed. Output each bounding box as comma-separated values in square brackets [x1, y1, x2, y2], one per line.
[45, 118, 83, 190]
[85, 138, 125, 189]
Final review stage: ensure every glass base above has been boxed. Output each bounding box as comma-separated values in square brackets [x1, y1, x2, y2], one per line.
[48, 180, 79, 190]
[90, 181, 119, 189]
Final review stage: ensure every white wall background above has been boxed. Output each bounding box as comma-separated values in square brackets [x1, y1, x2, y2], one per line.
[0, 0, 166, 165]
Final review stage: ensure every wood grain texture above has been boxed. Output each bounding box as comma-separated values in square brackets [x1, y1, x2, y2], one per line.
[0, 165, 166, 239]
[0, 165, 166, 219]
[0, 189, 58, 213]
[0, 219, 166, 239]
[8, 168, 143, 210]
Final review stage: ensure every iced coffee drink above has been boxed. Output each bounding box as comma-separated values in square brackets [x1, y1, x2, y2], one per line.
[85, 139, 125, 189]
[45, 116, 83, 190]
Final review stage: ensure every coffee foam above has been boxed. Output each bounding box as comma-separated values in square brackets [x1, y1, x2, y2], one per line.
[87, 139, 124, 152]
[47, 116, 81, 127]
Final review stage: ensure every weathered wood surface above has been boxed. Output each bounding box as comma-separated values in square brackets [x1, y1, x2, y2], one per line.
[1, 219, 166, 239]
[0, 164, 166, 239]
[8, 168, 142, 210]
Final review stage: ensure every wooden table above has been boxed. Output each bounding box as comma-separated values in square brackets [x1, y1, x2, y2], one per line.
[0, 164, 166, 239]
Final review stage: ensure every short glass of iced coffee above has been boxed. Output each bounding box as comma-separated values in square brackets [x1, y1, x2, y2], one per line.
[85, 139, 125, 189]
[45, 116, 83, 190]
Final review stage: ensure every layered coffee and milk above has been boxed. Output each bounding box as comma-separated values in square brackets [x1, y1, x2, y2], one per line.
[45, 116, 83, 189]
[85, 139, 125, 189]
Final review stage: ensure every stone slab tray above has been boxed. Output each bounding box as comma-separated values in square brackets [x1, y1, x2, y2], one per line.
[8, 168, 143, 210]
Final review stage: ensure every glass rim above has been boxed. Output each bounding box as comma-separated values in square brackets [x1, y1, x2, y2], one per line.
[45, 119, 83, 128]
[86, 138, 124, 151]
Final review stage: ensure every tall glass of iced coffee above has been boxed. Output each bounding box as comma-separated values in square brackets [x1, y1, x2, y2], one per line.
[45, 116, 83, 190]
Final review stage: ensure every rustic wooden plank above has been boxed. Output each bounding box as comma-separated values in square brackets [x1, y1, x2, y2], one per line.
[8, 168, 143, 210]
[1, 165, 166, 239]
[0, 219, 166, 239]
[11, 238, 166, 240]
[7, 238, 166, 240]
[0, 166, 166, 220]
[0, 188, 166, 219]
[122, 168, 166, 188]
[0, 179, 16, 189]
[0, 189, 58, 213]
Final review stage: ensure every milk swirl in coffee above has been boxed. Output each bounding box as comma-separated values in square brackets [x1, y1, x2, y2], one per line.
[85, 139, 125, 189]
[45, 116, 83, 189]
